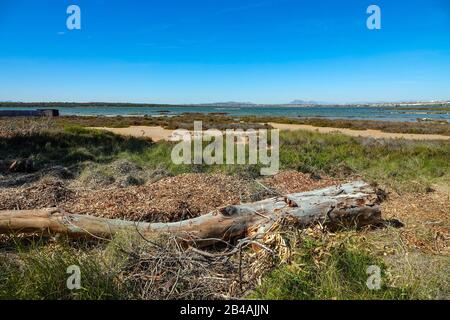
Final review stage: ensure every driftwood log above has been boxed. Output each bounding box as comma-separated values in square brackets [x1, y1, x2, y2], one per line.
[0, 181, 382, 246]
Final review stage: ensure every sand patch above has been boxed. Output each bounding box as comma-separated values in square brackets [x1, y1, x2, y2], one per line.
[88, 126, 175, 141]
[269, 123, 450, 141]
[90, 123, 450, 141]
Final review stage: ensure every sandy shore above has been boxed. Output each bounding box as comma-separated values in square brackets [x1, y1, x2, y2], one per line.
[89, 126, 175, 141]
[268, 123, 450, 141]
[90, 123, 450, 141]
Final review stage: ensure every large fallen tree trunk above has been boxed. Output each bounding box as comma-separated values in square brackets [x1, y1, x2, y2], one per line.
[0, 181, 383, 246]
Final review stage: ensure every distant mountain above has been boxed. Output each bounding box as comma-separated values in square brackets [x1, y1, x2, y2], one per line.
[289, 100, 326, 105]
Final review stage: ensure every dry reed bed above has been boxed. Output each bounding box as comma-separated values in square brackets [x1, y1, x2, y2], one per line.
[0, 171, 340, 223]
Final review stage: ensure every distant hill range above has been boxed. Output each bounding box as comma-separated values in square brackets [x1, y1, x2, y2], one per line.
[0, 100, 449, 108]
[195, 102, 256, 107]
[289, 100, 325, 105]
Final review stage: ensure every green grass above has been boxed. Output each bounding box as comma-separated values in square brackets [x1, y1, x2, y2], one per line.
[54, 114, 269, 130]
[0, 238, 126, 300]
[2, 123, 448, 191]
[1, 231, 445, 300]
[277, 130, 450, 191]
[250, 236, 413, 300]
[117, 129, 449, 191]
[241, 115, 450, 135]
[50, 114, 450, 135]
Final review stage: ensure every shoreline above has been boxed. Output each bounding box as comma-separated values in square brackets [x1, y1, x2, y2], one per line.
[1, 105, 450, 121]
[90, 123, 450, 141]
[268, 123, 450, 141]
[1, 101, 450, 108]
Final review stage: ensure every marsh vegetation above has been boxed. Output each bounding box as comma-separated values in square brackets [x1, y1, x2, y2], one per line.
[0, 117, 448, 300]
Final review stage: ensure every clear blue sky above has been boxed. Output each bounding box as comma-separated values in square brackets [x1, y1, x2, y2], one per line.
[0, 0, 449, 104]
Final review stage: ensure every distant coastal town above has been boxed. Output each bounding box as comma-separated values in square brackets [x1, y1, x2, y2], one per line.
[1, 100, 450, 109]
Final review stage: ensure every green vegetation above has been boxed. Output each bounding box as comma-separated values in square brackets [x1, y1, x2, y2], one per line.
[241, 115, 450, 135]
[1, 117, 449, 300]
[119, 129, 450, 191]
[0, 126, 152, 169]
[26, 114, 449, 135]
[251, 227, 450, 300]
[2, 230, 445, 300]
[277, 130, 450, 191]
[0, 238, 125, 300]
[54, 113, 270, 130]
[1, 122, 448, 191]
[251, 236, 412, 300]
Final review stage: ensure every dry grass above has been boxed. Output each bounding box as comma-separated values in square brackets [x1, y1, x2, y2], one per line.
[109, 232, 278, 299]
[64, 173, 255, 222]
[262, 170, 341, 194]
[0, 117, 55, 138]
[0, 176, 73, 210]
[381, 189, 449, 254]
[242, 115, 450, 136]
[1, 117, 449, 300]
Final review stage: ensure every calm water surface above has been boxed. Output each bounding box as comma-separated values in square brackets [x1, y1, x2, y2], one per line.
[0, 105, 449, 122]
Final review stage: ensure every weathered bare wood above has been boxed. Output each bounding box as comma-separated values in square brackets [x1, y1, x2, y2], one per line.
[0, 181, 382, 245]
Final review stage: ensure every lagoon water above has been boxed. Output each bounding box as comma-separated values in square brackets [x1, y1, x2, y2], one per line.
[0, 105, 449, 122]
